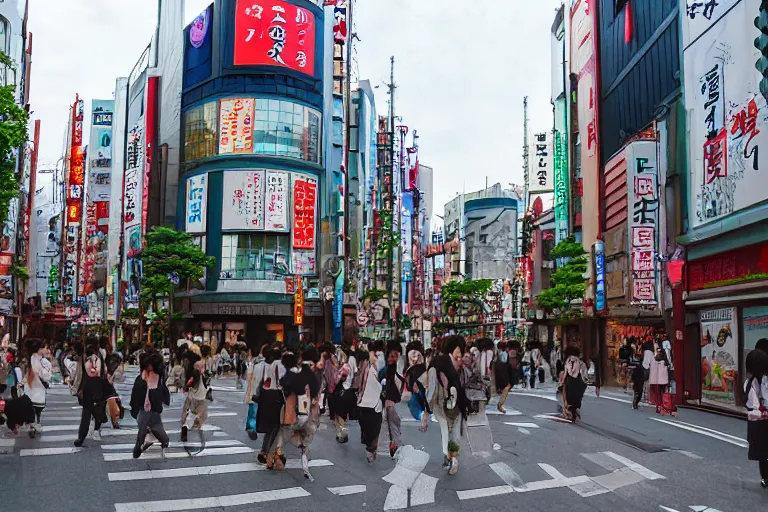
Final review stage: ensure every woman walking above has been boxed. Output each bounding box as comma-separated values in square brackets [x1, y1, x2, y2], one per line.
[649, 345, 670, 411]
[424, 335, 467, 475]
[253, 346, 285, 464]
[180, 349, 211, 443]
[74, 339, 107, 447]
[24, 339, 51, 437]
[357, 345, 383, 463]
[745, 349, 768, 487]
[494, 341, 512, 413]
[130, 352, 171, 459]
[561, 346, 588, 422]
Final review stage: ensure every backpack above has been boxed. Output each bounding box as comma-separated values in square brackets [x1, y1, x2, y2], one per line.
[283, 383, 312, 428]
[464, 366, 491, 405]
[69, 358, 84, 397]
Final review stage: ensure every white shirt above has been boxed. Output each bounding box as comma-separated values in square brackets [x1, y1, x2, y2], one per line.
[358, 363, 382, 412]
[343, 356, 357, 391]
[26, 353, 52, 406]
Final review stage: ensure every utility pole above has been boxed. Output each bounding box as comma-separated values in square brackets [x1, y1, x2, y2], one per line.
[387, 56, 396, 337]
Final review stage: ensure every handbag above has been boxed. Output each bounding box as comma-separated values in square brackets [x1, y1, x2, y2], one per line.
[251, 364, 266, 404]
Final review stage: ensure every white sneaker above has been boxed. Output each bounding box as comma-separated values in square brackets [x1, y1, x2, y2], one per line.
[91, 430, 102, 442]
[448, 457, 459, 475]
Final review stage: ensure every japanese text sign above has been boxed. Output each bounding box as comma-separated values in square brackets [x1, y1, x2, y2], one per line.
[186, 174, 208, 233]
[219, 98, 254, 154]
[626, 141, 658, 305]
[265, 170, 289, 231]
[292, 178, 316, 250]
[222, 170, 265, 230]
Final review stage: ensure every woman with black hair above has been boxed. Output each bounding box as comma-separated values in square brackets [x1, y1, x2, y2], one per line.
[745, 348, 768, 488]
[424, 335, 467, 475]
[129, 351, 170, 459]
[357, 344, 384, 463]
[251, 345, 285, 463]
[74, 338, 107, 446]
[494, 341, 512, 413]
[180, 348, 211, 443]
[561, 345, 588, 422]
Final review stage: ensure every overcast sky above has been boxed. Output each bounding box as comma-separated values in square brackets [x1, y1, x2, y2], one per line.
[29, 0, 560, 210]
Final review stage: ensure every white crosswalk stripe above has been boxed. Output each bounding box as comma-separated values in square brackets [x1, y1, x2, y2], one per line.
[108, 459, 334, 481]
[113, 487, 311, 512]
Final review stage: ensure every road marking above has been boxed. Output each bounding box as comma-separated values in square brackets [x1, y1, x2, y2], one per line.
[383, 485, 408, 511]
[650, 417, 748, 448]
[489, 462, 524, 488]
[327, 485, 366, 496]
[486, 408, 524, 416]
[410, 473, 438, 506]
[678, 450, 703, 460]
[538, 463, 566, 479]
[113, 486, 311, 512]
[108, 460, 334, 481]
[20, 447, 82, 456]
[457, 485, 515, 500]
[382, 445, 430, 489]
[104, 446, 254, 461]
[534, 414, 572, 423]
[41, 430, 228, 443]
[503, 422, 539, 429]
[580, 452, 626, 471]
[101, 439, 245, 450]
[602, 451, 665, 480]
[518, 427, 531, 435]
[510, 391, 558, 402]
[0, 438, 14, 454]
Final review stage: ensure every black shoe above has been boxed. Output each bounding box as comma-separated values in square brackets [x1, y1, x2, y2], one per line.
[74, 439, 83, 448]
[133, 446, 142, 459]
[257, 452, 267, 464]
[762, 479, 767, 488]
[337, 435, 349, 444]
[280, 454, 286, 465]
[180, 426, 188, 443]
[247, 431, 259, 441]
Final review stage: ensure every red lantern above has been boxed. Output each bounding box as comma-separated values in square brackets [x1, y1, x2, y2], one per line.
[624, 1, 633, 43]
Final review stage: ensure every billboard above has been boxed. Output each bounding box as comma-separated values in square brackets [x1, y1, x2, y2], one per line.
[88, 100, 114, 202]
[626, 141, 659, 305]
[265, 170, 289, 231]
[233, 0, 316, 76]
[63, 97, 85, 302]
[222, 170, 265, 230]
[292, 177, 316, 249]
[123, 119, 144, 259]
[186, 173, 208, 233]
[685, 0, 768, 227]
[219, 98, 254, 154]
[700, 307, 738, 406]
[529, 131, 554, 193]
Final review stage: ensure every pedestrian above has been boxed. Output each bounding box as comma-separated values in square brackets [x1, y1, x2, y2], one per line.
[561, 346, 588, 422]
[425, 335, 467, 475]
[129, 351, 170, 459]
[24, 339, 51, 437]
[379, 341, 405, 457]
[404, 341, 428, 426]
[243, 347, 264, 441]
[357, 345, 383, 463]
[74, 339, 108, 447]
[180, 349, 211, 443]
[744, 348, 768, 488]
[641, 336, 655, 401]
[631, 357, 645, 409]
[549, 344, 560, 382]
[590, 356, 602, 398]
[0, 343, 8, 396]
[619, 338, 632, 391]
[105, 352, 124, 429]
[494, 341, 512, 413]
[649, 345, 670, 411]
[507, 342, 520, 389]
[268, 346, 322, 481]
[253, 345, 285, 464]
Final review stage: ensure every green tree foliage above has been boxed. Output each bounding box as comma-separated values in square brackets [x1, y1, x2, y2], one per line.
[441, 279, 493, 313]
[0, 52, 29, 225]
[140, 226, 216, 305]
[537, 237, 588, 314]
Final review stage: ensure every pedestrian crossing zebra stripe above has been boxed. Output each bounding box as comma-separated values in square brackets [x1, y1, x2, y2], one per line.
[103, 446, 254, 461]
[108, 460, 334, 481]
[113, 486, 311, 512]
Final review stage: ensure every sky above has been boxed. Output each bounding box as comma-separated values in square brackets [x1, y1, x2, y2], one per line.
[28, 0, 561, 210]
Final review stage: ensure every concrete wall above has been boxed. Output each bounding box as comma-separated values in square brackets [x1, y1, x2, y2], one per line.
[464, 198, 518, 281]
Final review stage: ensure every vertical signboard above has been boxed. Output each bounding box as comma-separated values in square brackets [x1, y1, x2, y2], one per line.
[292, 177, 317, 249]
[63, 97, 85, 303]
[626, 141, 659, 305]
[265, 170, 289, 231]
[700, 307, 738, 406]
[123, 119, 144, 262]
[595, 240, 605, 311]
[219, 98, 254, 154]
[529, 131, 554, 193]
[222, 170, 265, 230]
[553, 128, 570, 244]
[401, 192, 413, 282]
[685, 0, 768, 228]
[142, 77, 158, 238]
[186, 174, 208, 233]
[88, 100, 114, 201]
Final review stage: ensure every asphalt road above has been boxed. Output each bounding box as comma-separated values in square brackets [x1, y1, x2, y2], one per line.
[1, 369, 765, 512]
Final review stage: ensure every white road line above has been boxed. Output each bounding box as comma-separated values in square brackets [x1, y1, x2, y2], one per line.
[510, 391, 558, 402]
[20, 447, 82, 456]
[457, 475, 594, 500]
[0, 438, 14, 454]
[382, 445, 430, 489]
[104, 446, 253, 461]
[538, 463, 610, 497]
[101, 439, 244, 450]
[580, 452, 625, 471]
[108, 460, 333, 481]
[538, 463, 566, 479]
[503, 422, 540, 429]
[410, 473, 438, 506]
[485, 408, 524, 416]
[43, 411, 237, 422]
[649, 417, 748, 448]
[602, 451, 665, 480]
[678, 450, 704, 460]
[489, 462, 524, 488]
[327, 485, 367, 496]
[457, 485, 514, 500]
[534, 414, 572, 423]
[113, 487, 311, 512]
[660, 418, 747, 443]
[518, 427, 531, 435]
[383, 485, 408, 511]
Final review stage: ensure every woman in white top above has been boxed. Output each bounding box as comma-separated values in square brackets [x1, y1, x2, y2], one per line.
[357, 348, 383, 463]
[745, 349, 768, 488]
[249, 346, 286, 464]
[25, 340, 52, 436]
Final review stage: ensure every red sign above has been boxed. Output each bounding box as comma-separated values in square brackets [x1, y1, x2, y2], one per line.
[292, 179, 316, 250]
[234, 0, 316, 76]
[688, 241, 768, 291]
[294, 286, 304, 326]
[142, 76, 159, 237]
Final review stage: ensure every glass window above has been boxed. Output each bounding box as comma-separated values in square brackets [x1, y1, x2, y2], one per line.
[251, 99, 322, 164]
[184, 102, 218, 161]
[220, 233, 291, 280]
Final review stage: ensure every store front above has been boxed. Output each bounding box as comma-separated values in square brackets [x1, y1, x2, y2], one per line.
[684, 240, 768, 412]
[603, 318, 666, 387]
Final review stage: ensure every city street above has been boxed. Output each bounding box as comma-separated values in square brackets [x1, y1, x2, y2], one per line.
[0, 368, 760, 512]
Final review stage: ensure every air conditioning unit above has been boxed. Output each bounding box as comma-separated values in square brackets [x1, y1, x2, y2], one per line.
[542, 260, 555, 269]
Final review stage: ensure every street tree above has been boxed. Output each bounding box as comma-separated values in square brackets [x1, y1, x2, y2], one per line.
[441, 279, 493, 315]
[537, 237, 588, 316]
[0, 52, 29, 225]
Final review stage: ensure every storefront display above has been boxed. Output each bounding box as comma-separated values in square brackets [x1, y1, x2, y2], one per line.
[604, 321, 661, 387]
[699, 307, 738, 406]
[743, 305, 768, 375]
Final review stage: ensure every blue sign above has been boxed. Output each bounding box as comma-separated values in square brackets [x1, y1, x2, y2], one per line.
[332, 268, 344, 343]
[595, 241, 606, 311]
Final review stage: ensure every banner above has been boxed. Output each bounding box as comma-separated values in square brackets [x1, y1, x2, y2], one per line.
[744, 305, 768, 376]
[595, 240, 605, 311]
[626, 141, 659, 305]
[553, 129, 569, 244]
[265, 170, 289, 231]
[222, 170, 265, 230]
[219, 98, 254, 154]
[123, 119, 144, 259]
[88, 100, 114, 202]
[291, 251, 316, 275]
[401, 192, 413, 282]
[700, 307, 738, 406]
[292, 177, 316, 249]
[234, 0, 316, 76]
[529, 131, 554, 193]
[63, 97, 85, 302]
[186, 173, 208, 233]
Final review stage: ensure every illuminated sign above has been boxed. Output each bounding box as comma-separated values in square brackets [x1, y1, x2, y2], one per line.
[294, 284, 304, 325]
[234, 0, 316, 76]
[190, 9, 210, 49]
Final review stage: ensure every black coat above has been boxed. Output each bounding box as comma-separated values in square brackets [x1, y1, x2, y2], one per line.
[129, 376, 170, 419]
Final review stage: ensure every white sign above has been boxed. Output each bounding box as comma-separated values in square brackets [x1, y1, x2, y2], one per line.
[529, 131, 554, 192]
[626, 141, 659, 305]
[222, 170, 265, 231]
[681, 0, 739, 50]
[265, 170, 289, 231]
[186, 173, 207, 233]
[685, 0, 768, 228]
